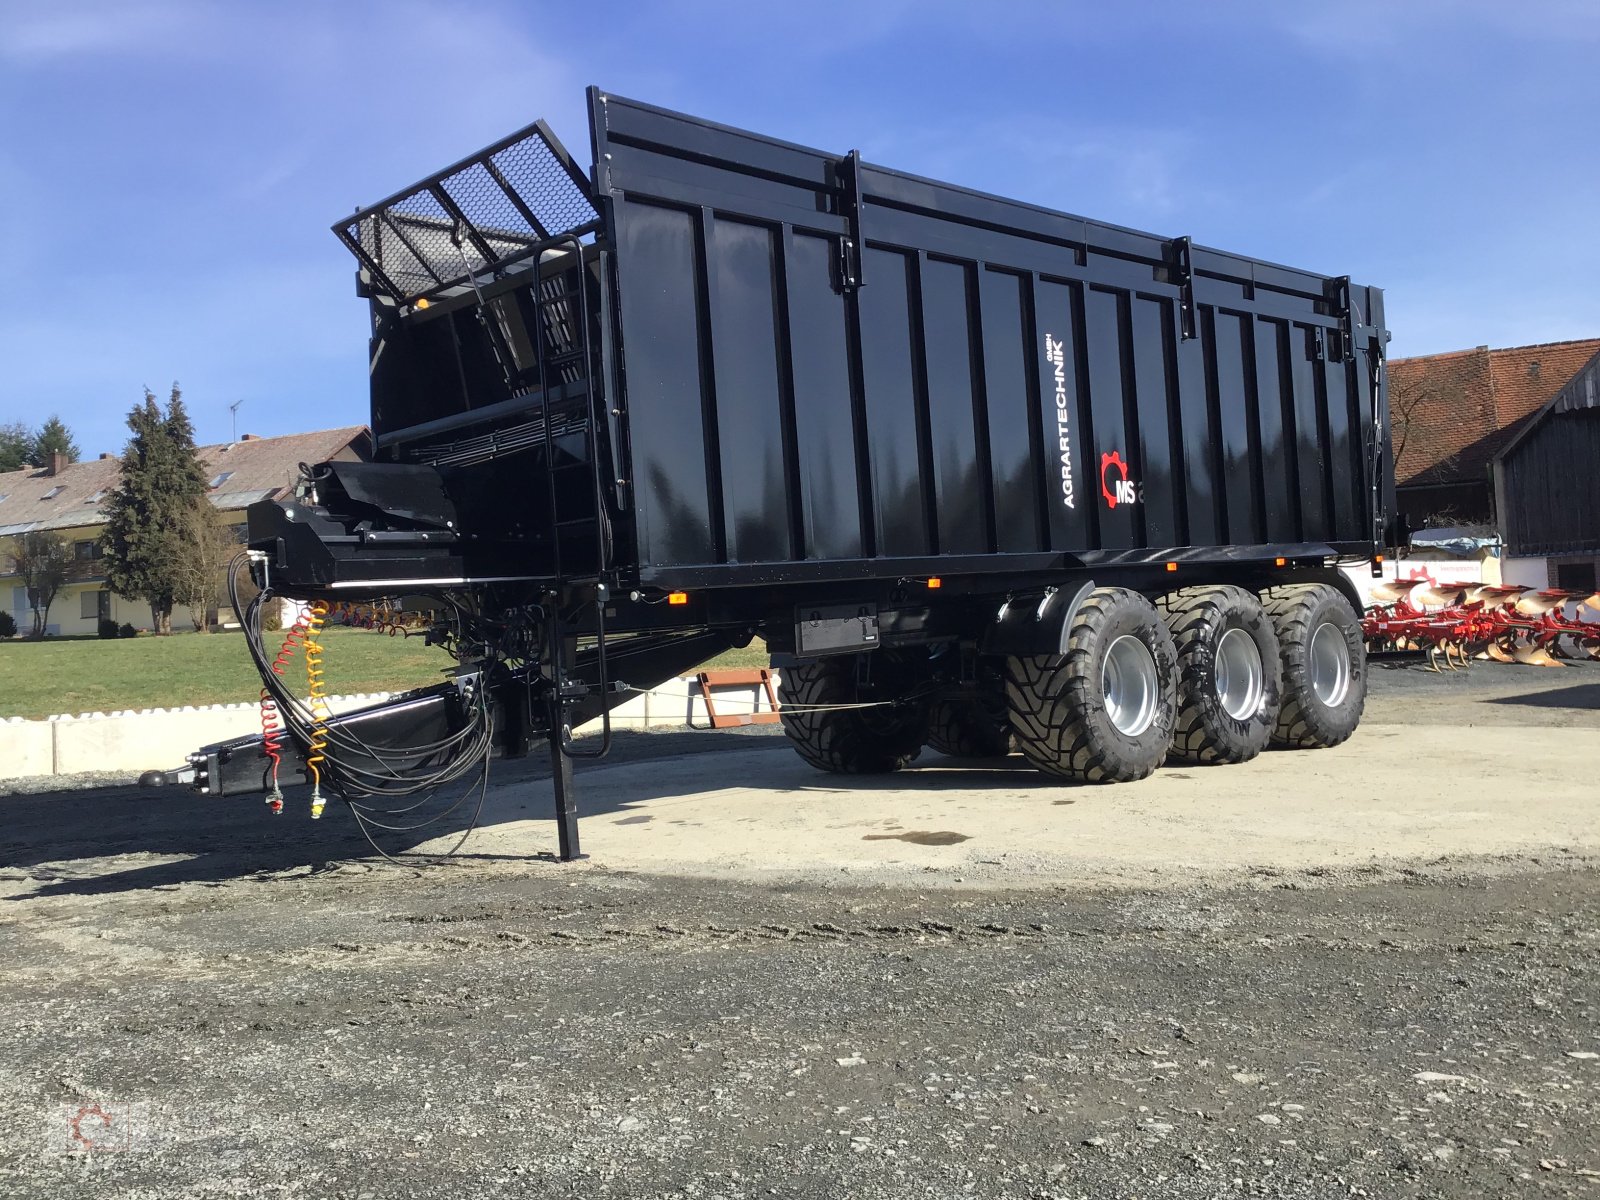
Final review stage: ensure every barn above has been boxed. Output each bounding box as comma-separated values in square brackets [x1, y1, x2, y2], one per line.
[1494, 346, 1600, 594]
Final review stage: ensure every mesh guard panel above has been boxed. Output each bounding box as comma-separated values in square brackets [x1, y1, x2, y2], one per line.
[334, 119, 599, 305]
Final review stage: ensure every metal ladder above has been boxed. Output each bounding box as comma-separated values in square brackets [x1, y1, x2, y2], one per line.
[532, 235, 614, 861]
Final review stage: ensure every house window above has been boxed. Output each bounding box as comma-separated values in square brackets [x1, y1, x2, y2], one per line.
[74, 539, 103, 562]
[231, 523, 249, 543]
[87, 489, 107, 503]
[42, 485, 64, 500]
[210, 471, 234, 489]
[0, 493, 9, 505]
[1554, 561, 1597, 594]
[80, 590, 112, 621]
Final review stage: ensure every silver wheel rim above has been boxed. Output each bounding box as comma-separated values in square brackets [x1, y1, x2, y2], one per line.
[1308, 621, 1352, 707]
[1102, 634, 1159, 737]
[1215, 627, 1265, 721]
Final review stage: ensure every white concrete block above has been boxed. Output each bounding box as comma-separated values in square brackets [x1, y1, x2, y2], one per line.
[0, 720, 53, 777]
[52, 707, 252, 774]
[4, 672, 781, 779]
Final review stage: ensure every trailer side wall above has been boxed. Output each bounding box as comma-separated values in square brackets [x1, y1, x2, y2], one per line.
[591, 90, 1390, 587]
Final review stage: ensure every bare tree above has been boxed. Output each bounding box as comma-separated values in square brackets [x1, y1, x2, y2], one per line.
[171, 512, 241, 632]
[7, 531, 74, 638]
[1389, 370, 1432, 484]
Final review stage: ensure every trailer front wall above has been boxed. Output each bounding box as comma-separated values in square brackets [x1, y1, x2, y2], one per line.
[593, 91, 1388, 585]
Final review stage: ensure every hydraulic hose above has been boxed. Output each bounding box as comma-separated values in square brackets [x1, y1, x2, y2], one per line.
[303, 599, 331, 818]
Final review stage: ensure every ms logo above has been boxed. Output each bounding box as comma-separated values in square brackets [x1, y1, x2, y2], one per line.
[1099, 450, 1141, 509]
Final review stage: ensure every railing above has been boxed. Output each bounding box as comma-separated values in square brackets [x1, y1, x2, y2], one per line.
[333, 119, 599, 306]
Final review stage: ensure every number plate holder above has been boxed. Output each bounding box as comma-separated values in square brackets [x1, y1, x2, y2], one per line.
[794, 603, 879, 657]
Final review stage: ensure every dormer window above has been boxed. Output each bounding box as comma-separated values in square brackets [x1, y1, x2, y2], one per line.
[42, 485, 64, 499]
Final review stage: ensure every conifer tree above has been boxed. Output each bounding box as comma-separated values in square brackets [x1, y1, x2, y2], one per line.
[0, 422, 29, 472]
[30, 415, 80, 466]
[101, 384, 210, 634]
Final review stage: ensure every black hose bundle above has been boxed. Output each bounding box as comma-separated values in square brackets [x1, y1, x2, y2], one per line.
[229, 554, 494, 856]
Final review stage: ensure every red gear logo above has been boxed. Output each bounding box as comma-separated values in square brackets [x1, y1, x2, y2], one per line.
[1100, 450, 1130, 509]
[69, 1103, 114, 1150]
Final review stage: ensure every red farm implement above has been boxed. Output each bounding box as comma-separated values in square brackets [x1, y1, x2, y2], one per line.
[1363, 577, 1600, 670]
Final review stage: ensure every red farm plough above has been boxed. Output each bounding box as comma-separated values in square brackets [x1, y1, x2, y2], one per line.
[1363, 576, 1600, 671]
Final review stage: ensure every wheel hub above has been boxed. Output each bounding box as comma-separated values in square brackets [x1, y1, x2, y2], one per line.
[1101, 635, 1159, 737]
[1214, 626, 1265, 721]
[1308, 620, 1352, 707]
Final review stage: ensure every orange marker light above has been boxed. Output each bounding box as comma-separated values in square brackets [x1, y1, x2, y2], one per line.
[1374, 554, 1385, 563]
[1275, 557, 1287, 567]
[415, 297, 431, 310]
[1165, 562, 1177, 573]
[667, 591, 689, 605]
[927, 577, 942, 589]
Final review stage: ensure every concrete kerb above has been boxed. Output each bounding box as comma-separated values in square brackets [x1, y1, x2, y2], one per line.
[1, 672, 784, 777]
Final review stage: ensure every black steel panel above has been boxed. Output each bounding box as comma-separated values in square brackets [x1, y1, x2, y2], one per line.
[1029, 276, 1093, 553]
[1288, 325, 1329, 541]
[1130, 295, 1178, 546]
[920, 257, 989, 555]
[1252, 317, 1297, 543]
[978, 270, 1045, 553]
[706, 216, 792, 563]
[1206, 310, 1259, 544]
[586, 88, 1389, 586]
[605, 153, 845, 236]
[857, 248, 932, 557]
[1174, 323, 1218, 547]
[1350, 334, 1382, 547]
[1320, 350, 1355, 537]
[784, 231, 866, 560]
[1083, 288, 1138, 549]
[597, 92, 838, 192]
[612, 200, 716, 566]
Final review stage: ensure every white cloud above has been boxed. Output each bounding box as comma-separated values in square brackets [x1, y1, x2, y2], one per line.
[1, 2, 217, 62]
[1270, 0, 1600, 58]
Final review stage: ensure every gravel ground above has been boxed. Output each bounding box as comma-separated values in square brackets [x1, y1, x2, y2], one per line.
[0, 660, 1596, 1198]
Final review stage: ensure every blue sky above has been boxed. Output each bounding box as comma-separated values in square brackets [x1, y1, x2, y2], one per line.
[3, 0, 1597, 453]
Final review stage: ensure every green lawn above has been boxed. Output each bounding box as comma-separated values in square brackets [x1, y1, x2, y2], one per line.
[0, 629, 770, 720]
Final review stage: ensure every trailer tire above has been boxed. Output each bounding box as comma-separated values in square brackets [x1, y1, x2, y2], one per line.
[926, 694, 1014, 759]
[1005, 587, 1178, 783]
[1157, 585, 1282, 765]
[1260, 583, 1366, 749]
[778, 654, 929, 774]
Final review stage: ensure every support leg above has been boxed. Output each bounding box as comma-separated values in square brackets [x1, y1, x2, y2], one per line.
[548, 720, 583, 862]
[543, 604, 585, 862]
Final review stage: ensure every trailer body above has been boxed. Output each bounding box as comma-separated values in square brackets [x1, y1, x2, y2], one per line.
[596, 93, 1391, 586]
[195, 90, 1397, 857]
[317, 89, 1392, 598]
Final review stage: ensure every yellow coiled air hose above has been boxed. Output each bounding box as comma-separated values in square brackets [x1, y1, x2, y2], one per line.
[303, 599, 331, 818]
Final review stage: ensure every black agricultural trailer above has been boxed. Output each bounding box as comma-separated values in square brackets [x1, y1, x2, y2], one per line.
[159, 89, 1399, 858]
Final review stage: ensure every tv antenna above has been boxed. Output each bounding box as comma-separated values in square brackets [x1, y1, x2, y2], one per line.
[228, 399, 244, 443]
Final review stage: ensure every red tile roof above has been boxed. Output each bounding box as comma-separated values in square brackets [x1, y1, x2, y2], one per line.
[1390, 338, 1600, 488]
[0, 425, 369, 537]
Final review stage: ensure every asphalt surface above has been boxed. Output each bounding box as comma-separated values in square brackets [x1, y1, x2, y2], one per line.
[1, 659, 1596, 1198]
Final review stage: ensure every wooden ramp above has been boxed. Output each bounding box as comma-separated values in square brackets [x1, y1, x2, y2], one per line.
[695, 669, 781, 729]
